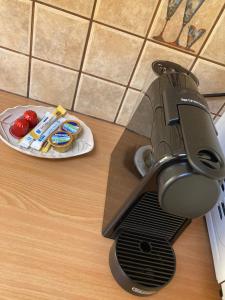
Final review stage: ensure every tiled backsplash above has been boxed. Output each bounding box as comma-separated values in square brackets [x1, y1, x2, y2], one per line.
[0, 0, 224, 126]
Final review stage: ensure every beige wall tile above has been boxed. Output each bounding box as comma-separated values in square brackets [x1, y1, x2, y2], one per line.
[30, 59, 77, 109]
[201, 10, 225, 65]
[33, 4, 89, 68]
[192, 59, 225, 94]
[94, 0, 158, 36]
[206, 97, 225, 114]
[40, 0, 94, 17]
[74, 74, 125, 122]
[131, 41, 194, 90]
[0, 0, 32, 54]
[0, 48, 29, 96]
[83, 24, 143, 84]
[149, 0, 224, 53]
[116, 89, 141, 126]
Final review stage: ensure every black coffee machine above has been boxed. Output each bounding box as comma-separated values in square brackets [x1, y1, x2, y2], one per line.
[102, 61, 225, 296]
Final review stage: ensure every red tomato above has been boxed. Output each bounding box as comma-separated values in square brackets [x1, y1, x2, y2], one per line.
[23, 110, 39, 128]
[10, 118, 30, 138]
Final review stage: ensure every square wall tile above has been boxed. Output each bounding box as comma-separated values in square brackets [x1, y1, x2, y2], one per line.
[83, 24, 143, 84]
[201, 10, 225, 65]
[0, 48, 29, 96]
[74, 74, 125, 122]
[94, 0, 158, 36]
[206, 97, 225, 115]
[131, 41, 194, 90]
[116, 89, 141, 126]
[30, 59, 78, 109]
[0, 0, 32, 54]
[149, 0, 224, 53]
[192, 59, 225, 94]
[40, 0, 94, 17]
[33, 4, 89, 68]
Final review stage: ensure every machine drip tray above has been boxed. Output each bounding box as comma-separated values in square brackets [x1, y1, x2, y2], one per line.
[109, 230, 176, 296]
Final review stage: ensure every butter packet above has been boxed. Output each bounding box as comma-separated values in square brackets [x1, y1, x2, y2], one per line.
[30, 117, 66, 151]
[19, 105, 66, 149]
[49, 131, 73, 153]
[61, 120, 82, 137]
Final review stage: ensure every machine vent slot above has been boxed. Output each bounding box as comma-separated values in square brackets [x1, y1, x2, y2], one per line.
[118, 192, 190, 244]
[218, 205, 223, 220]
[221, 202, 225, 217]
[221, 183, 225, 192]
[116, 231, 176, 288]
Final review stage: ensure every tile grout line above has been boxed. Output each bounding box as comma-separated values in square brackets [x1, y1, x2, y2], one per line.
[35, 0, 90, 20]
[32, 55, 80, 72]
[70, 0, 97, 111]
[211, 113, 218, 120]
[0, 45, 29, 57]
[213, 114, 221, 121]
[72, 109, 124, 127]
[93, 20, 144, 39]
[217, 102, 225, 116]
[26, 0, 36, 98]
[148, 38, 196, 58]
[82, 71, 126, 87]
[113, 0, 162, 123]
[198, 55, 225, 68]
[189, 3, 225, 72]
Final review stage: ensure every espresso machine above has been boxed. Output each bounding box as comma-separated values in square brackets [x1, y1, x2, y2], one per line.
[102, 61, 225, 296]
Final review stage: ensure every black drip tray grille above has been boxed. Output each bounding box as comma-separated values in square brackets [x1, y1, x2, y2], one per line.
[118, 192, 190, 243]
[117, 231, 175, 288]
[109, 230, 176, 296]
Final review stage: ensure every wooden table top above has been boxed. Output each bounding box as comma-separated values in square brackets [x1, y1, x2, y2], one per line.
[0, 90, 220, 300]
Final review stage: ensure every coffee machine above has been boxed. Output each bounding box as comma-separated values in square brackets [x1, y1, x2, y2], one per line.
[102, 61, 225, 296]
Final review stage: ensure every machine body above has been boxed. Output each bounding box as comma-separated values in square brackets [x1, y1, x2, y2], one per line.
[128, 60, 225, 219]
[102, 61, 225, 296]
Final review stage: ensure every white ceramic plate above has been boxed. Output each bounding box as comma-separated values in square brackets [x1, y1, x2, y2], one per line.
[0, 105, 94, 159]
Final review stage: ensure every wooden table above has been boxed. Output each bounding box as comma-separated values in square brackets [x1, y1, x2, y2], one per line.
[0, 90, 220, 300]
